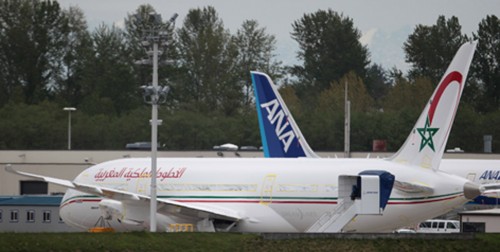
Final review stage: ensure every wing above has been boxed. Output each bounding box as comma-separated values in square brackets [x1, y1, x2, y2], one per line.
[5, 164, 241, 222]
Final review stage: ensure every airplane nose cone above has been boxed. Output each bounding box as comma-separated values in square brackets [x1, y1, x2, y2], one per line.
[463, 182, 481, 200]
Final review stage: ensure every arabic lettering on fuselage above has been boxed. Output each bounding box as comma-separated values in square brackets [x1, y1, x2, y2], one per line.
[479, 170, 500, 181]
[94, 167, 187, 182]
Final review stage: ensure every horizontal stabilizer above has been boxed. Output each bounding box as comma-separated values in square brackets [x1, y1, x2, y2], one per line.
[480, 184, 500, 194]
[394, 180, 434, 194]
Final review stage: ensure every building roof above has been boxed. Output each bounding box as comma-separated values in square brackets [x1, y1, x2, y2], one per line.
[0, 195, 62, 206]
[459, 208, 500, 216]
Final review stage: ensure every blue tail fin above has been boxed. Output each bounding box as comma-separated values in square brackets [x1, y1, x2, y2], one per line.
[251, 71, 318, 158]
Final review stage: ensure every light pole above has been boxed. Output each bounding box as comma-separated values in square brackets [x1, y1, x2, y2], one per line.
[63, 107, 76, 150]
[135, 11, 176, 232]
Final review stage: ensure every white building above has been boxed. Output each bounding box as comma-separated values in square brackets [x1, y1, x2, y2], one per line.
[459, 208, 500, 233]
[0, 195, 79, 232]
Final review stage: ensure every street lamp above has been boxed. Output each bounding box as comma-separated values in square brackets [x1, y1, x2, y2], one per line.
[135, 11, 177, 232]
[63, 107, 76, 150]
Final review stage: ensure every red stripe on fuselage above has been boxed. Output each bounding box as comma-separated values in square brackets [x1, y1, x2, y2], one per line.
[60, 194, 462, 208]
[387, 194, 462, 205]
[175, 200, 337, 204]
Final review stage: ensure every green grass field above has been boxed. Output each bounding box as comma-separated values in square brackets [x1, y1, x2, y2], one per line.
[0, 232, 499, 252]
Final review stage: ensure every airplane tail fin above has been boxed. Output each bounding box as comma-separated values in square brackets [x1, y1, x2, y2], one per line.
[389, 41, 477, 170]
[251, 71, 319, 158]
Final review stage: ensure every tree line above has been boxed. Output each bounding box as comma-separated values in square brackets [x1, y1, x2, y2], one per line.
[0, 0, 499, 152]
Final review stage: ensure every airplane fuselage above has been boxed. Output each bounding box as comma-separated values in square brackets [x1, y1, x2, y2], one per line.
[60, 157, 471, 232]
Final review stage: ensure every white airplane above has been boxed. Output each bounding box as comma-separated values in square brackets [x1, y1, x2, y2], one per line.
[6, 41, 494, 233]
[251, 41, 500, 208]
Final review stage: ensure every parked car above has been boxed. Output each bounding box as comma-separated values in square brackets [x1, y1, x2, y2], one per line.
[417, 219, 460, 233]
[126, 142, 166, 150]
[125, 142, 161, 150]
[125, 142, 152, 150]
[394, 228, 416, 234]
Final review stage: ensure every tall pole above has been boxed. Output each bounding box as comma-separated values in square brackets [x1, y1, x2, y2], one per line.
[68, 111, 71, 150]
[136, 11, 176, 233]
[150, 41, 159, 232]
[63, 107, 76, 150]
[344, 82, 350, 158]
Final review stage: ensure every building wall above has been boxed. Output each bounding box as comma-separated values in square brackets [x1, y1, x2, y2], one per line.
[461, 214, 500, 233]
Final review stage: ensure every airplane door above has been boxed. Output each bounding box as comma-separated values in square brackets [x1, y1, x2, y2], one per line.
[260, 174, 276, 205]
[136, 177, 148, 194]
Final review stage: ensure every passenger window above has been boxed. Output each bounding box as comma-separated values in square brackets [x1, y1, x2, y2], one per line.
[432, 222, 437, 228]
[438, 222, 445, 229]
[419, 222, 431, 228]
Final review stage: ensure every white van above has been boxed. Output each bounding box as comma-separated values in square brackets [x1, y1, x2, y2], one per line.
[417, 219, 460, 233]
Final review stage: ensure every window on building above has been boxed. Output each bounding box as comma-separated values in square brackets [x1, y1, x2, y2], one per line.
[43, 211, 51, 223]
[10, 210, 18, 222]
[462, 222, 486, 233]
[26, 210, 35, 223]
[20, 180, 48, 195]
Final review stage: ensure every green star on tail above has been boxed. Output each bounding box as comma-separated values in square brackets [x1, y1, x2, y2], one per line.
[417, 117, 439, 152]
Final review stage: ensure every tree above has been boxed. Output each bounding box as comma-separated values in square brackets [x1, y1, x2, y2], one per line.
[404, 16, 468, 84]
[0, 0, 69, 105]
[302, 72, 374, 150]
[364, 64, 391, 104]
[55, 6, 93, 107]
[447, 103, 483, 152]
[319, 72, 374, 113]
[233, 20, 283, 107]
[290, 9, 369, 98]
[79, 25, 140, 115]
[472, 15, 500, 113]
[124, 4, 178, 98]
[176, 6, 241, 115]
[0, 101, 66, 149]
[382, 77, 434, 149]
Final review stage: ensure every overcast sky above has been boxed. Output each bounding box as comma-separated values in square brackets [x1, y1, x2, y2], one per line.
[57, 0, 500, 70]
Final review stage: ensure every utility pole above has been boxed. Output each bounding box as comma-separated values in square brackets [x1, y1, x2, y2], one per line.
[344, 81, 350, 158]
[135, 11, 177, 232]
